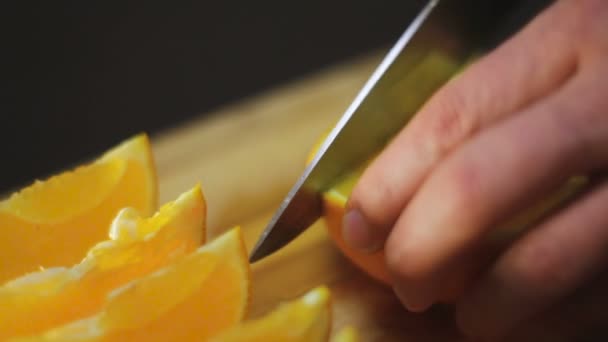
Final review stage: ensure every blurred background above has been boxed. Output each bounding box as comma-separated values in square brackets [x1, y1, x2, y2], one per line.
[2, 0, 549, 194]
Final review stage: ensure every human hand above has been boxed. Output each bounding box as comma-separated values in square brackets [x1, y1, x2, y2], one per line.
[342, 0, 608, 340]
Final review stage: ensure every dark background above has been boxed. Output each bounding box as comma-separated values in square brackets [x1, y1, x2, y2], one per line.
[2, 0, 550, 194]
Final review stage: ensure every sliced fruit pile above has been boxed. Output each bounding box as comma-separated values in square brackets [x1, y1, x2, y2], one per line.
[0, 134, 157, 283]
[0, 186, 205, 339]
[0, 134, 357, 341]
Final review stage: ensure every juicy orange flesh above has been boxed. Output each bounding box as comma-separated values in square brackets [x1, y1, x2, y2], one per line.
[1, 160, 123, 222]
[211, 286, 331, 342]
[0, 138, 156, 284]
[18, 228, 249, 342]
[111, 254, 244, 342]
[0, 187, 205, 340]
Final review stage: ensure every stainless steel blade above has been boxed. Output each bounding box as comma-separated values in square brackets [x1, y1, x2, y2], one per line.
[249, 0, 514, 262]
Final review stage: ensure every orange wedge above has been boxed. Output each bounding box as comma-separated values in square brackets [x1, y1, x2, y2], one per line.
[211, 286, 332, 342]
[306, 131, 389, 283]
[15, 227, 249, 342]
[0, 134, 158, 282]
[322, 164, 391, 284]
[310, 140, 390, 284]
[0, 185, 205, 340]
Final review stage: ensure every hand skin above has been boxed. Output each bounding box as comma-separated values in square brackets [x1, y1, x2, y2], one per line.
[342, 0, 608, 340]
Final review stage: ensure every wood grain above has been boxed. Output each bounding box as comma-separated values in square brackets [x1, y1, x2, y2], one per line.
[153, 53, 464, 341]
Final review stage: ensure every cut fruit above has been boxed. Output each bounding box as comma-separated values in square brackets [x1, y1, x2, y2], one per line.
[14, 227, 249, 342]
[310, 151, 390, 284]
[211, 286, 331, 342]
[306, 127, 389, 283]
[0, 134, 158, 282]
[0, 186, 205, 340]
[331, 327, 359, 342]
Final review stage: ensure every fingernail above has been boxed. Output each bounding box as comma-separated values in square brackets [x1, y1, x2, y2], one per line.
[342, 209, 381, 252]
[394, 286, 432, 313]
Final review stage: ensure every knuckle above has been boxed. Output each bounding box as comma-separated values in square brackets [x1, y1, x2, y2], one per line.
[411, 84, 477, 159]
[426, 87, 473, 151]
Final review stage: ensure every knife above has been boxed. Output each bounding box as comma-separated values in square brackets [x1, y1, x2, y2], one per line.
[249, 0, 556, 262]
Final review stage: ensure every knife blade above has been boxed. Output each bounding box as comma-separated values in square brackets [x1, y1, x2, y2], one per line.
[249, 0, 514, 263]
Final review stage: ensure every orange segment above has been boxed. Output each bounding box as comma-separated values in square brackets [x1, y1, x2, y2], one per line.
[323, 164, 390, 285]
[0, 134, 158, 283]
[211, 286, 331, 342]
[0, 186, 205, 340]
[16, 227, 249, 342]
[310, 142, 390, 284]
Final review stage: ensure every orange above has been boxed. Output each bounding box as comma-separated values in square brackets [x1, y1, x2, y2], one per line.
[0, 185, 205, 340]
[0, 134, 158, 282]
[14, 227, 249, 342]
[309, 141, 390, 283]
[322, 164, 391, 284]
[211, 286, 332, 342]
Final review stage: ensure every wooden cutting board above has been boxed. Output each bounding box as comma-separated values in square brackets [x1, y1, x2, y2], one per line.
[152, 53, 464, 341]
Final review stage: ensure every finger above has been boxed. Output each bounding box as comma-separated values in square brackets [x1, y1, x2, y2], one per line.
[343, 0, 579, 251]
[456, 179, 608, 340]
[385, 61, 608, 312]
[504, 271, 608, 342]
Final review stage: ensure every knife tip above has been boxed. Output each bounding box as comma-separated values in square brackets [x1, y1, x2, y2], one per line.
[247, 185, 323, 264]
[248, 232, 272, 263]
[248, 246, 264, 264]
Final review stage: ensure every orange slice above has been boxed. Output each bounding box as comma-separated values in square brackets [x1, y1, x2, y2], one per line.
[0, 134, 158, 282]
[311, 144, 390, 283]
[15, 227, 249, 342]
[0, 185, 205, 340]
[211, 286, 332, 342]
[322, 165, 391, 284]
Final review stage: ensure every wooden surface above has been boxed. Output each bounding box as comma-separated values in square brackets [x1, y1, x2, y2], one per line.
[152, 53, 464, 341]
